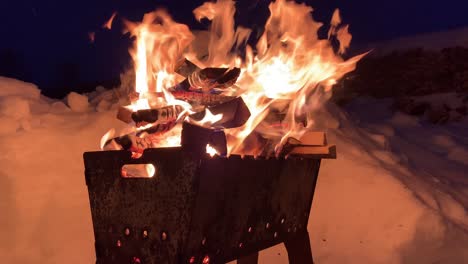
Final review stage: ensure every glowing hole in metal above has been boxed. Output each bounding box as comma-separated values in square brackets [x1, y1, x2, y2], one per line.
[161, 231, 168, 241]
[121, 164, 156, 178]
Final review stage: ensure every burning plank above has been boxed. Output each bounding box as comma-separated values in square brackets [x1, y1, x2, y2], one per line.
[282, 132, 336, 158]
[117, 105, 184, 125]
[181, 122, 227, 155]
[103, 121, 178, 154]
[189, 97, 251, 128]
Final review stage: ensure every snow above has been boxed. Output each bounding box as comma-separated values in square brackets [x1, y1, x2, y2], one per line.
[1, 77, 467, 263]
[66, 91, 90, 113]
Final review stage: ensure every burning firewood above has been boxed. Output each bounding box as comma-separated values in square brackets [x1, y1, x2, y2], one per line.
[181, 122, 227, 155]
[117, 105, 184, 125]
[103, 121, 177, 153]
[281, 132, 336, 158]
[171, 91, 236, 106]
[131, 105, 184, 123]
[186, 67, 241, 92]
[175, 58, 201, 77]
[189, 96, 251, 128]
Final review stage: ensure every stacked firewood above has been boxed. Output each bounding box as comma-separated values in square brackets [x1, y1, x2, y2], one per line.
[102, 59, 251, 156]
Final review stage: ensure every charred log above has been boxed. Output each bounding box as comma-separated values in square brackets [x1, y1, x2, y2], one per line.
[103, 121, 177, 152]
[189, 97, 251, 128]
[181, 122, 227, 155]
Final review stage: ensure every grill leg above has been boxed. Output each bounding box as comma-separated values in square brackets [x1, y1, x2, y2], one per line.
[284, 231, 314, 264]
[237, 252, 259, 264]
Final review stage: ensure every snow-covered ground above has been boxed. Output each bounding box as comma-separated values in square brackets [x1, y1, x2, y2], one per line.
[0, 77, 467, 263]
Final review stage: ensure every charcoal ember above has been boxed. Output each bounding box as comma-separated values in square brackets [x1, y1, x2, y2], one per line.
[171, 91, 236, 106]
[181, 122, 227, 155]
[131, 90, 236, 107]
[131, 105, 184, 123]
[190, 97, 251, 128]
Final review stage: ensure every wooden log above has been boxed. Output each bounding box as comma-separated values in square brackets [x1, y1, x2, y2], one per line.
[116, 105, 185, 125]
[131, 105, 184, 123]
[181, 122, 227, 155]
[103, 121, 177, 153]
[175, 58, 201, 77]
[189, 97, 251, 128]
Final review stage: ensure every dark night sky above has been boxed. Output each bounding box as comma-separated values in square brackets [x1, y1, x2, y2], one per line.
[1, 0, 468, 98]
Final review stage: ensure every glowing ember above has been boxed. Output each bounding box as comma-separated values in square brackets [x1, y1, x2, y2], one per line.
[206, 144, 218, 157]
[101, 0, 365, 155]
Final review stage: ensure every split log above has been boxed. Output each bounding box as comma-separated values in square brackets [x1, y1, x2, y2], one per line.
[181, 122, 227, 155]
[189, 97, 251, 128]
[116, 105, 184, 125]
[171, 91, 236, 106]
[187, 67, 241, 92]
[175, 58, 201, 77]
[103, 121, 177, 153]
[131, 105, 184, 123]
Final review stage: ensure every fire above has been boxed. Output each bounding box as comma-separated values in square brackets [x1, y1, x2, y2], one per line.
[206, 144, 218, 157]
[189, 109, 223, 128]
[103, 12, 117, 30]
[100, 128, 115, 150]
[101, 0, 365, 155]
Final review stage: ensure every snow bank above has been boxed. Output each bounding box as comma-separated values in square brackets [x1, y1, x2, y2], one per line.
[66, 92, 89, 112]
[0, 76, 41, 99]
[1, 77, 467, 263]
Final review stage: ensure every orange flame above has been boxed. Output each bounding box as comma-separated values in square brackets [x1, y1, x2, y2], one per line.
[102, 0, 366, 154]
[103, 12, 117, 30]
[206, 144, 218, 157]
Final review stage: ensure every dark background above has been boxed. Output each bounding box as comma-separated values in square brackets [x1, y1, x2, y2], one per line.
[1, 0, 467, 98]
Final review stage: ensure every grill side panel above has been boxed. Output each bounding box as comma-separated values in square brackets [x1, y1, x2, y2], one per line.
[84, 148, 200, 264]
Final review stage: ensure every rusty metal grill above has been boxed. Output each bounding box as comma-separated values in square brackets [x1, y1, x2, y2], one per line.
[84, 145, 333, 264]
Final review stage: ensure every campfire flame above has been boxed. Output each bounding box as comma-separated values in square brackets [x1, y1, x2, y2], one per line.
[206, 144, 218, 157]
[101, 0, 365, 156]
